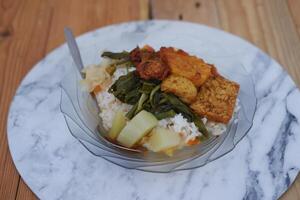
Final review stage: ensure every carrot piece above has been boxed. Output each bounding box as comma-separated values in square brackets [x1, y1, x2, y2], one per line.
[92, 85, 102, 95]
[187, 138, 200, 146]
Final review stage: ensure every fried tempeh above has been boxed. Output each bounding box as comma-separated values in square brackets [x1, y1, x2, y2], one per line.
[190, 71, 240, 124]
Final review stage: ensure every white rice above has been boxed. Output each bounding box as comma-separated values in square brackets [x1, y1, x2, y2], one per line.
[96, 90, 132, 130]
[205, 121, 227, 136]
[96, 68, 133, 130]
[158, 114, 202, 143]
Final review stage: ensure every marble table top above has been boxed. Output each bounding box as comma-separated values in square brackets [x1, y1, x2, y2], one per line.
[7, 20, 300, 200]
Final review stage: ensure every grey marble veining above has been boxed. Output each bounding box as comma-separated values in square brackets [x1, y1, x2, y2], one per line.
[7, 20, 300, 200]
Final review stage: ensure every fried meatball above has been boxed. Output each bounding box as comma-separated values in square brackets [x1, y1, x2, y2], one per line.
[129, 47, 142, 66]
[136, 55, 170, 80]
[129, 46, 155, 66]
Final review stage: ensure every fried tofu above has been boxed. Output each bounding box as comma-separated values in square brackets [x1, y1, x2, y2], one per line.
[161, 75, 197, 104]
[160, 47, 212, 87]
[190, 73, 240, 124]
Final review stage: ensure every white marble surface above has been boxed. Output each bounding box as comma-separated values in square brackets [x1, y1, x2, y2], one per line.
[7, 20, 300, 200]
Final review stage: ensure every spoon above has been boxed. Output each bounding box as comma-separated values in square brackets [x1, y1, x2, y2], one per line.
[64, 27, 84, 76]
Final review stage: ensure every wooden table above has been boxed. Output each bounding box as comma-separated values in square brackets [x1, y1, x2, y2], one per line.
[1, 0, 300, 199]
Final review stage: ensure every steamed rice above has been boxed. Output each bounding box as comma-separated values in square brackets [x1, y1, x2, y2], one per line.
[96, 68, 133, 130]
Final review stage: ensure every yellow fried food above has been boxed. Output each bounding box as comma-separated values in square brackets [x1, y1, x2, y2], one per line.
[190, 72, 240, 124]
[160, 47, 212, 87]
[161, 75, 197, 104]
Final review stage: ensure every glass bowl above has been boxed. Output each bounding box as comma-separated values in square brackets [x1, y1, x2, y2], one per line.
[60, 55, 256, 173]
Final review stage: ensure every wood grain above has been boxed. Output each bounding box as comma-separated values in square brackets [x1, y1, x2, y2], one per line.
[217, 0, 300, 87]
[262, 0, 300, 85]
[1, 0, 300, 199]
[0, 0, 52, 199]
[16, 179, 36, 200]
[216, 0, 252, 41]
[287, 0, 300, 36]
[152, 0, 219, 26]
[45, 0, 145, 52]
[281, 182, 300, 200]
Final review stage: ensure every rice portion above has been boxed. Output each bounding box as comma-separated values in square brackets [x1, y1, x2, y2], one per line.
[96, 68, 134, 130]
[158, 114, 202, 143]
[96, 90, 132, 130]
[206, 122, 227, 136]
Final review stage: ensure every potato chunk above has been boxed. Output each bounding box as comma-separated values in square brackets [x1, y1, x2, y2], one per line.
[146, 127, 181, 152]
[108, 110, 127, 140]
[160, 47, 212, 87]
[190, 72, 240, 124]
[117, 110, 158, 148]
[161, 75, 197, 104]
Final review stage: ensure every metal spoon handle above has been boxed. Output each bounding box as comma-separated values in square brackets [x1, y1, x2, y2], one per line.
[64, 27, 84, 74]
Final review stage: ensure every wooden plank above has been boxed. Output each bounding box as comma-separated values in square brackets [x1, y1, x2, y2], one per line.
[216, 0, 300, 86]
[255, 0, 281, 59]
[152, 0, 219, 27]
[0, 0, 21, 107]
[292, 174, 300, 198]
[287, 0, 300, 36]
[139, 0, 149, 20]
[216, 0, 300, 87]
[280, 180, 300, 200]
[0, 0, 54, 199]
[45, 0, 145, 52]
[16, 179, 36, 200]
[292, 174, 300, 199]
[262, 0, 300, 86]
[215, 0, 252, 41]
[227, 0, 268, 51]
[0, 154, 20, 200]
